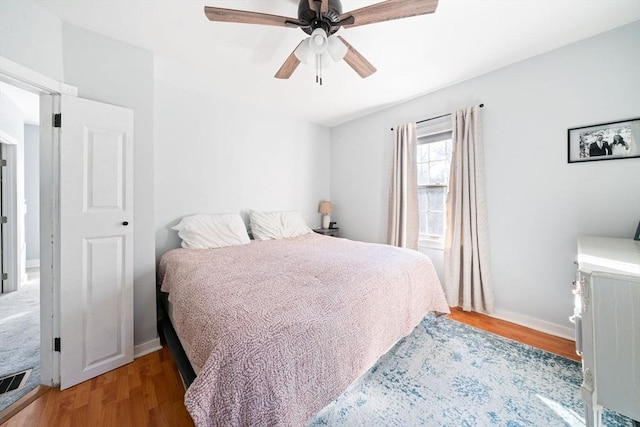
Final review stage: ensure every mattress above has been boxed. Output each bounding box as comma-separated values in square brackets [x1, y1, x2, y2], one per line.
[159, 233, 450, 426]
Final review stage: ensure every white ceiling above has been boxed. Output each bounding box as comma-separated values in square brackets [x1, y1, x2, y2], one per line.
[33, 0, 640, 127]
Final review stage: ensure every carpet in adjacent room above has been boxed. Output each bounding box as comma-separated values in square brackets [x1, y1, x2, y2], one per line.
[0, 269, 40, 412]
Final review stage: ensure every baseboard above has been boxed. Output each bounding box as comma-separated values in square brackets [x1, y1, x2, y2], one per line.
[134, 337, 162, 358]
[488, 309, 575, 341]
[26, 259, 40, 269]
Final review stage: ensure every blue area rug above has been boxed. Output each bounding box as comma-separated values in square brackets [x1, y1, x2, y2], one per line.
[0, 270, 40, 412]
[309, 315, 634, 427]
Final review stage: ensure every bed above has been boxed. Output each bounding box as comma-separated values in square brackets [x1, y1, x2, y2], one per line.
[158, 213, 450, 427]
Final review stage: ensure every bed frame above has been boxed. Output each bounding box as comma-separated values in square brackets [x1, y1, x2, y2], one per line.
[158, 290, 196, 389]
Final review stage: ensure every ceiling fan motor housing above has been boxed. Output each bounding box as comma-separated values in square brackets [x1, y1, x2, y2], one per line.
[298, 0, 343, 35]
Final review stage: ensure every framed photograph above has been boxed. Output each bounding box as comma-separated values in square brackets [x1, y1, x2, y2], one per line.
[567, 117, 640, 163]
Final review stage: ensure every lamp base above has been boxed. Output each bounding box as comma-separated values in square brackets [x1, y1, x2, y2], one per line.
[322, 214, 331, 229]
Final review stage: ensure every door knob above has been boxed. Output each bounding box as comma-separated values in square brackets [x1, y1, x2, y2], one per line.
[122, 221, 129, 226]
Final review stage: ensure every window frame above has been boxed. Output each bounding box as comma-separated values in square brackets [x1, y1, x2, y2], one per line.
[416, 118, 453, 249]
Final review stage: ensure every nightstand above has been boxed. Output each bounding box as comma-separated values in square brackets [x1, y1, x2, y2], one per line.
[313, 228, 339, 237]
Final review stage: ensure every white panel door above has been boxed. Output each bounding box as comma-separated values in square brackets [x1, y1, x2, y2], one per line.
[59, 95, 134, 389]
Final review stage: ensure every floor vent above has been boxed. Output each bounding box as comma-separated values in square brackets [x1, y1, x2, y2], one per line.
[0, 369, 31, 396]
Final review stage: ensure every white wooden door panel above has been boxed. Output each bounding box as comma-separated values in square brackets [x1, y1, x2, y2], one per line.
[83, 236, 125, 367]
[85, 129, 126, 210]
[59, 95, 133, 389]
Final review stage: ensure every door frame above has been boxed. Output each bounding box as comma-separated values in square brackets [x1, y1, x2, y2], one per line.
[1, 100, 27, 295]
[0, 56, 77, 386]
[0, 138, 19, 294]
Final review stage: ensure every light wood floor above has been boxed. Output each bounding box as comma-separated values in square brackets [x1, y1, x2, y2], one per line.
[1, 308, 579, 426]
[447, 307, 579, 362]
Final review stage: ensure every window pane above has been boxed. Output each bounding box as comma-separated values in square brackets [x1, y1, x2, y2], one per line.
[417, 144, 429, 162]
[418, 187, 427, 210]
[429, 140, 447, 161]
[417, 132, 452, 239]
[429, 160, 447, 184]
[417, 163, 429, 185]
[427, 187, 445, 211]
[419, 212, 427, 235]
[427, 212, 445, 236]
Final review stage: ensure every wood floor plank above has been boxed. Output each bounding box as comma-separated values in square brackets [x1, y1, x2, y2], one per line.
[69, 380, 91, 409]
[127, 361, 142, 390]
[447, 307, 580, 362]
[86, 387, 104, 426]
[114, 373, 130, 403]
[127, 386, 149, 426]
[38, 389, 60, 425]
[115, 400, 133, 426]
[2, 309, 579, 426]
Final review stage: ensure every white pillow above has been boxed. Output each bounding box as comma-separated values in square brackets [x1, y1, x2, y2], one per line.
[171, 214, 250, 249]
[249, 210, 313, 240]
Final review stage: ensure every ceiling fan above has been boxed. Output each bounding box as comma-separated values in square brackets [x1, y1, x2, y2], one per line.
[204, 0, 439, 84]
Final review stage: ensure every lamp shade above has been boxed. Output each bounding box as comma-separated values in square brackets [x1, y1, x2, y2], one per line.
[318, 201, 333, 214]
[294, 38, 311, 64]
[294, 31, 347, 67]
[308, 28, 328, 55]
[327, 35, 347, 62]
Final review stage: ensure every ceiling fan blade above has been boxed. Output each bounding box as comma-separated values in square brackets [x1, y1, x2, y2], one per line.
[204, 6, 300, 27]
[308, 0, 329, 14]
[337, 36, 376, 78]
[274, 41, 304, 79]
[341, 0, 438, 28]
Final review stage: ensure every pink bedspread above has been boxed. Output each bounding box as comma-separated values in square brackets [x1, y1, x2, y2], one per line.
[159, 233, 449, 427]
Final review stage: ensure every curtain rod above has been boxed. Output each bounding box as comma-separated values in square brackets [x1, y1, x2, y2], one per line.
[390, 103, 484, 131]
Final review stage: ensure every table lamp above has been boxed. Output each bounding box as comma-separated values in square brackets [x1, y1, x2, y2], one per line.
[318, 201, 333, 229]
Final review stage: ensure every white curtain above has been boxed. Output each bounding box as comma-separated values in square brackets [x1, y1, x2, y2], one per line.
[444, 106, 494, 313]
[387, 122, 419, 250]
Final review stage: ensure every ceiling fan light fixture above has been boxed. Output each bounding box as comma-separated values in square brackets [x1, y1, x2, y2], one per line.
[327, 35, 347, 62]
[294, 39, 312, 64]
[319, 52, 335, 68]
[308, 28, 328, 55]
[293, 30, 345, 85]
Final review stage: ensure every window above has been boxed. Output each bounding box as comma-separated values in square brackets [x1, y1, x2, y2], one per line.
[417, 123, 453, 243]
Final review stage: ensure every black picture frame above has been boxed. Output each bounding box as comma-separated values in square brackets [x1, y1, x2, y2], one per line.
[567, 117, 640, 163]
[634, 221, 640, 241]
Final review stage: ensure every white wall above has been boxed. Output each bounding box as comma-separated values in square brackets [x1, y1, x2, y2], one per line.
[330, 21, 640, 336]
[1, 3, 159, 350]
[0, 0, 64, 82]
[154, 74, 331, 258]
[0, 92, 24, 141]
[24, 124, 40, 265]
[61, 24, 158, 349]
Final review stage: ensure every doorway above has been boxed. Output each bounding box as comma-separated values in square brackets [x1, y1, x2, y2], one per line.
[0, 58, 137, 410]
[0, 81, 41, 411]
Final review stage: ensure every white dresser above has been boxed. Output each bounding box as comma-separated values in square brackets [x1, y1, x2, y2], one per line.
[574, 236, 640, 426]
